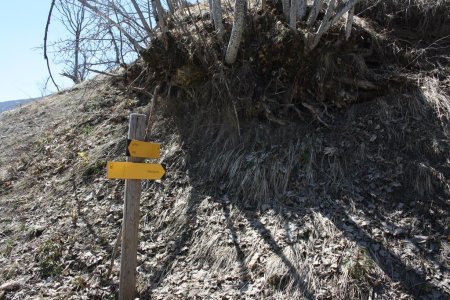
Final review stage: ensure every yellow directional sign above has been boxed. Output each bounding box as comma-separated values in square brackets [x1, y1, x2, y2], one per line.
[127, 139, 160, 158]
[107, 162, 165, 180]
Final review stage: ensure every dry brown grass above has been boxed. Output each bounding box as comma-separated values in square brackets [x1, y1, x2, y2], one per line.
[156, 202, 385, 299]
[419, 76, 450, 121]
[207, 137, 304, 207]
[360, 0, 450, 34]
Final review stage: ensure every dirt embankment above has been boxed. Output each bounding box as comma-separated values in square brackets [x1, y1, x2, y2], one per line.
[1, 73, 449, 299]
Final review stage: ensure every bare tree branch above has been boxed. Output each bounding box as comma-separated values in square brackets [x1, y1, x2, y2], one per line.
[86, 67, 122, 76]
[211, 0, 225, 39]
[153, 0, 167, 31]
[130, 0, 154, 38]
[297, 0, 306, 20]
[306, 0, 324, 26]
[290, 0, 298, 29]
[44, 0, 60, 92]
[76, 0, 145, 52]
[307, 0, 363, 51]
[282, 0, 290, 22]
[345, 6, 355, 40]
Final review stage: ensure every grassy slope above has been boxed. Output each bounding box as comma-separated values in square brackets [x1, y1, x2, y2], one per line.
[0, 73, 449, 300]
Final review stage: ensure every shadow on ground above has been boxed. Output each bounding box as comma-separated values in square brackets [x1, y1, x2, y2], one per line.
[140, 76, 449, 299]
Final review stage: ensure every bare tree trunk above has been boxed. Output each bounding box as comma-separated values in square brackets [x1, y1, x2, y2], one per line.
[309, 0, 336, 49]
[225, 0, 246, 64]
[306, 0, 323, 26]
[154, 0, 167, 31]
[211, 0, 225, 38]
[316, 0, 337, 35]
[345, 6, 354, 40]
[74, 30, 81, 83]
[75, 2, 85, 83]
[289, 0, 298, 29]
[282, 0, 290, 21]
[80, 52, 88, 81]
[297, 0, 306, 20]
[308, 0, 362, 51]
[208, 0, 214, 23]
[329, 0, 362, 27]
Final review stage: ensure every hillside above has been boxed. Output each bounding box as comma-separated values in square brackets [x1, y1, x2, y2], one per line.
[1, 1, 450, 299]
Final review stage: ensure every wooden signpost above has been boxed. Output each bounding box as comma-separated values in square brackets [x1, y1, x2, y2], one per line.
[107, 113, 165, 300]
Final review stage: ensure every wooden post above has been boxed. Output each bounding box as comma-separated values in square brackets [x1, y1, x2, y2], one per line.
[119, 113, 147, 300]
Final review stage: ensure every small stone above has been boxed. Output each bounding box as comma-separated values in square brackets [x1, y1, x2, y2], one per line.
[393, 228, 407, 237]
[248, 253, 260, 270]
[360, 220, 370, 228]
[0, 280, 22, 291]
[261, 204, 270, 212]
[27, 225, 45, 239]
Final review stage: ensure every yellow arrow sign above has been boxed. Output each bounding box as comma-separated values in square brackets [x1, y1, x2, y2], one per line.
[107, 162, 165, 180]
[127, 139, 160, 158]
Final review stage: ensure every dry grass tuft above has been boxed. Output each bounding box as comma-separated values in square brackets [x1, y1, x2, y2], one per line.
[419, 76, 450, 121]
[360, 0, 450, 34]
[410, 162, 446, 196]
[204, 129, 312, 207]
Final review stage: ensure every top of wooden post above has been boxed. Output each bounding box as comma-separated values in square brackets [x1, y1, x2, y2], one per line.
[128, 113, 147, 142]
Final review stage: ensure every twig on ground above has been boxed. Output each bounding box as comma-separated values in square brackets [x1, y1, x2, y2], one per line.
[107, 226, 122, 279]
[335, 77, 379, 90]
[86, 68, 122, 77]
[302, 102, 329, 127]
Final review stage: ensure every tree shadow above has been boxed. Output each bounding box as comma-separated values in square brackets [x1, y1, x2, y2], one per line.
[145, 71, 449, 298]
[242, 209, 314, 299]
[148, 192, 201, 288]
[320, 197, 440, 297]
[73, 179, 112, 253]
[222, 203, 250, 287]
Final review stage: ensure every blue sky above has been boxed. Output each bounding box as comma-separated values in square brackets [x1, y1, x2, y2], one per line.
[0, 1, 72, 102]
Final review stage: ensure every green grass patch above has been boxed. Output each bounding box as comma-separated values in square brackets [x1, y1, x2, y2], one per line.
[37, 238, 63, 278]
